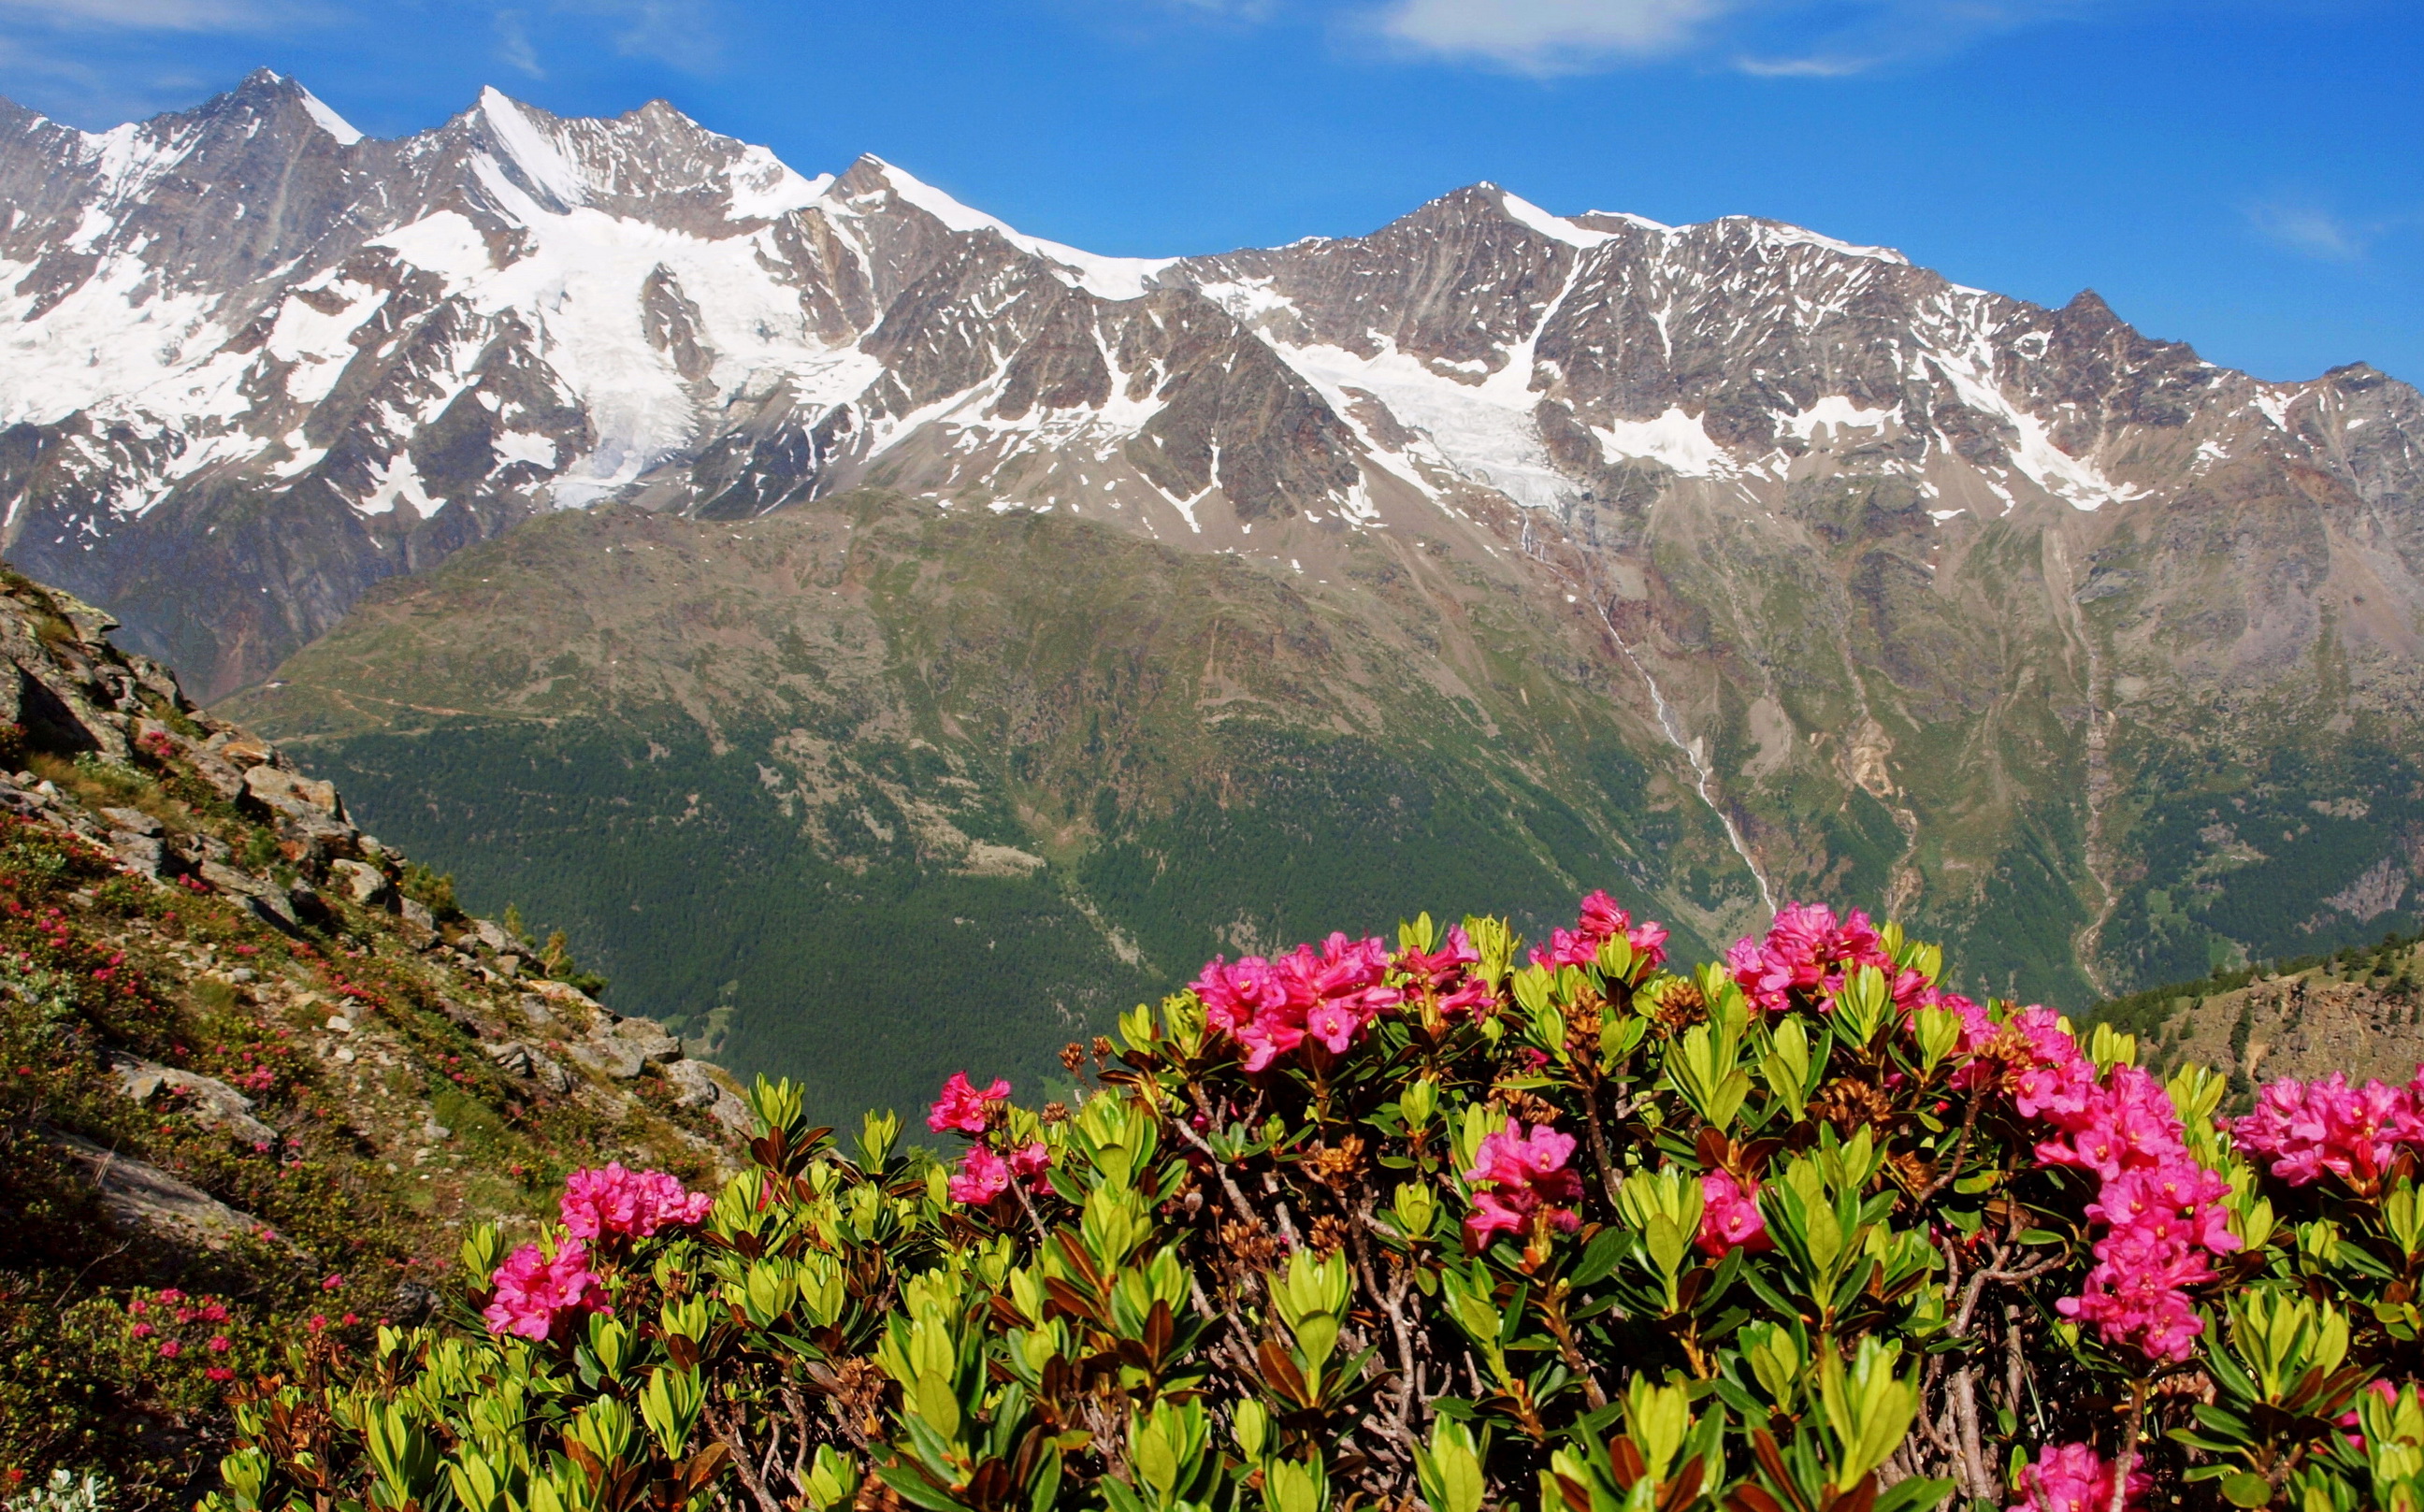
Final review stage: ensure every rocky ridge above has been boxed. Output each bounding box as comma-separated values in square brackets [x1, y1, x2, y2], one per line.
[0, 560, 751, 1496]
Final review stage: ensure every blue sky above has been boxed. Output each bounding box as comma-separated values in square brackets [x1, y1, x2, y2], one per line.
[2, 0, 2417, 386]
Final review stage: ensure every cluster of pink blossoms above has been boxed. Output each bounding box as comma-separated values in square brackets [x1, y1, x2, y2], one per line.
[1724, 901, 1926, 1015]
[1394, 925, 1493, 1019]
[1463, 1119, 1583, 1241]
[2011, 1007, 2236, 1363]
[1529, 890, 1668, 973]
[2011, 1443, 2148, 1512]
[2231, 1071, 2424, 1190]
[1695, 1170, 1772, 1258]
[559, 1162, 712, 1242]
[929, 1073, 1051, 1206]
[1192, 933, 1403, 1071]
[484, 1240, 611, 1342]
[927, 1072, 1009, 1135]
[949, 1141, 1051, 1204]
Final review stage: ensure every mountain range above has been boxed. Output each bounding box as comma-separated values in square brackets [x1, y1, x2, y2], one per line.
[5, 71, 2421, 1121]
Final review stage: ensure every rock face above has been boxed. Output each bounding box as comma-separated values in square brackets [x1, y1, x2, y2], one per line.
[9, 72, 2424, 1011]
[47, 1132, 267, 1246]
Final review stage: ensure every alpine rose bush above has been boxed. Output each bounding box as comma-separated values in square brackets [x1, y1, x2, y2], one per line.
[557, 1161, 711, 1241]
[214, 895, 2424, 1512]
[481, 1239, 610, 1341]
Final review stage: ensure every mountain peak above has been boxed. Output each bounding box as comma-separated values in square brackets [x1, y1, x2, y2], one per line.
[471, 86, 590, 207]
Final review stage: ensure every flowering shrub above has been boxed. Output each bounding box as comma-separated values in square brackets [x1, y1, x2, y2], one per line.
[202, 894, 2424, 1512]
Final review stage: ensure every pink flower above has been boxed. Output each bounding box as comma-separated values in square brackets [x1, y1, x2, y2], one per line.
[158, 1340, 181, 1359]
[1529, 891, 1667, 974]
[927, 1072, 1010, 1135]
[321, 1274, 343, 1290]
[1696, 1171, 1773, 1258]
[205, 1366, 235, 1382]
[2004, 1008, 2235, 1363]
[949, 1145, 1011, 1205]
[1194, 933, 1402, 1069]
[1463, 1119, 1583, 1242]
[1008, 1141, 1051, 1189]
[483, 1241, 612, 1342]
[1725, 902, 1918, 1015]
[129, 1322, 153, 1339]
[208, 1335, 231, 1353]
[1306, 1000, 1362, 1054]
[559, 1163, 713, 1241]
[1396, 927, 1493, 1021]
[2013, 1443, 2147, 1512]
[2232, 1073, 2424, 1188]
[2338, 1379, 2402, 1448]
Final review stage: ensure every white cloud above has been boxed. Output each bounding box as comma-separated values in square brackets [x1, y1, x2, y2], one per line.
[1375, 0, 1731, 70]
[0, 0, 308, 28]
[1363, 0, 2120, 76]
[2244, 201, 2370, 263]
[494, 7, 544, 75]
[560, 0, 722, 71]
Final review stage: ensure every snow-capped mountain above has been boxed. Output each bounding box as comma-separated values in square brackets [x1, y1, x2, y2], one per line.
[10, 72, 2424, 1005]
[8, 71, 2416, 701]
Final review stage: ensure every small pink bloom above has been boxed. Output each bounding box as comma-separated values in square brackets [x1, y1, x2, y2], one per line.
[2013, 1443, 2146, 1512]
[1463, 1119, 1582, 1242]
[1007, 1141, 1051, 1189]
[949, 1145, 1011, 1205]
[927, 1072, 1011, 1135]
[483, 1241, 612, 1342]
[208, 1335, 231, 1353]
[1696, 1171, 1773, 1258]
[158, 1340, 180, 1359]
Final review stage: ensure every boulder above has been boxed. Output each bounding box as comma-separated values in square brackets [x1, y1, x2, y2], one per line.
[326, 857, 394, 906]
[570, 1036, 646, 1081]
[49, 1130, 267, 1246]
[198, 861, 299, 929]
[108, 831, 166, 878]
[611, 1016, 683, 1064]
[99, 806, 161, 837]
[529, 1051, 573, 1095]
[526, 978, 602, 1014]
[108, 1051, 279, 1145]
[484, 1041, 535, 1076]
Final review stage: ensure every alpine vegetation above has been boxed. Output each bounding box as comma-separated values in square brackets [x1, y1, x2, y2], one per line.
[205, 892, 2424, 1512]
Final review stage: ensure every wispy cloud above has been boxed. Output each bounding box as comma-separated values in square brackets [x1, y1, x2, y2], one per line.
[1376, 0, 1728, 72]
[1357, 0, 2117, 77]
[0, 0, 323, 121]
[493, 7, 543, 76]
[0, 0, 311, 29]
[2243, 200, 2372, 262]
[561, 0, 723, 71]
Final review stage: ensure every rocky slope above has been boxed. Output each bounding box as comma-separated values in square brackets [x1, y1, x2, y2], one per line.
[2107, 931, 2424, 1095]
[7, 71, 2422, 1026]
[0, 567, 746, 1499]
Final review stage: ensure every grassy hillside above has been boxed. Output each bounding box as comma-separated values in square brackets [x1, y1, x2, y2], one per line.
[228, 492, 1761, 1128]
[0, 569, 744, 1503]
